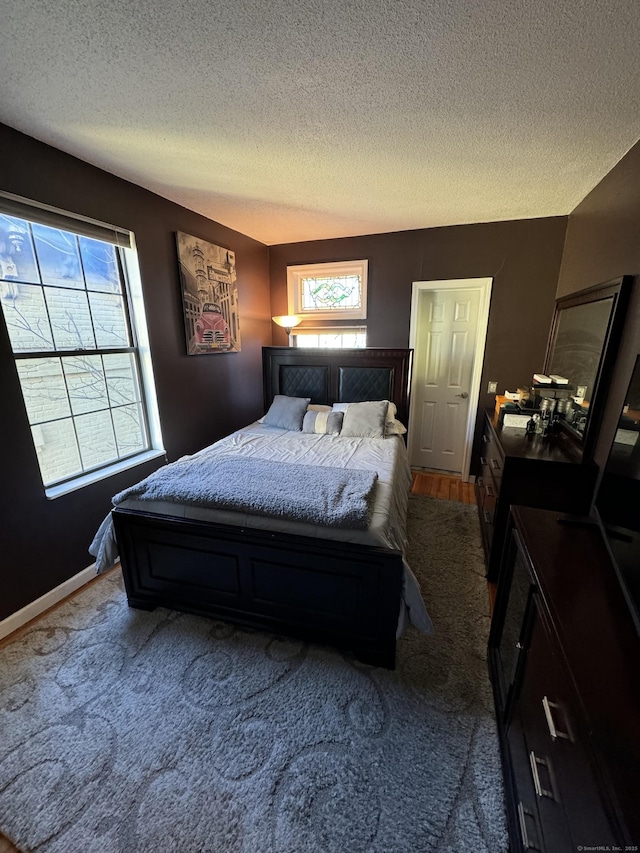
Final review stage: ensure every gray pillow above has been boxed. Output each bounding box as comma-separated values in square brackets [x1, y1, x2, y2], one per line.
[262, 395, 310, 430]
[302, 410, 344, 435]
[340, 400, 389, 438]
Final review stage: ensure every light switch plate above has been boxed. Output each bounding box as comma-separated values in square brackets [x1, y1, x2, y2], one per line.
[488, 381, 498, 394]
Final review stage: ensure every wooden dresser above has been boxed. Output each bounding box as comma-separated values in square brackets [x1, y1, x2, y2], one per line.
[489, 506, 640, 852]
[476, 410, 598, 581]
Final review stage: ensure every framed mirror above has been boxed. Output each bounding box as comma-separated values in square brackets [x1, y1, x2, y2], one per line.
[544, 275, 632, 458]
[594, 353, 640, 635]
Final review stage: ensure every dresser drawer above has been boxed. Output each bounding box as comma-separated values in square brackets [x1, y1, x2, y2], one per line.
[477, 475, 497, 551]
[479, 452, 500, 498]
[517, 607, 618, 850]
[480, 427, 504, 488]
[507, 710, 546, 852]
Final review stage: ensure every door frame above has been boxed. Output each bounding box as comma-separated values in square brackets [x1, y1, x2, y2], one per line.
[408, 277, 492, 482]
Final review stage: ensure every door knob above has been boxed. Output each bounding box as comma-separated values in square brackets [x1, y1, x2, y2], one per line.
[455, 392, 469, 399]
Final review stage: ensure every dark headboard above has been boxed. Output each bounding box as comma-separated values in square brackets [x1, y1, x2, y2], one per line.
[262, 347, 413, 427]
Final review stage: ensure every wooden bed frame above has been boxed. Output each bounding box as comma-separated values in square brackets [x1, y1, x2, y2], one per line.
[114, 347, 413, 668]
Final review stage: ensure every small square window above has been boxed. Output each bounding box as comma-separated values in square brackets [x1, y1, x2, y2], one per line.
[287, 260, 368, 321]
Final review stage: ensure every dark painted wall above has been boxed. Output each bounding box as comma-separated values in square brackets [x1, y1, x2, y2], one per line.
[269, 216, 568, 452]
[558, 139, 640, 468]
[0, 124, 271, 620]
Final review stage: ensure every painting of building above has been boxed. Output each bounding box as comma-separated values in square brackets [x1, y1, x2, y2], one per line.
[175, 232, 240, 355]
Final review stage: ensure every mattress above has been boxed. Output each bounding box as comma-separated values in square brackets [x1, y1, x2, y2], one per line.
[118, 423, 410, 547]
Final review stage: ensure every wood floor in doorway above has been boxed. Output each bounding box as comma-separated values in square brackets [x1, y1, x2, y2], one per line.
[411, 470, 477, 504]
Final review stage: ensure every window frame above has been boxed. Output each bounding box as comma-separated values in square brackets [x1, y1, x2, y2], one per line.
[0, 194, 165, 498]
[286, 259, 368, 321]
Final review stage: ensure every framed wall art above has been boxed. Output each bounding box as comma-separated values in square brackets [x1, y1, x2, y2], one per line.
[175, 232, 241, 355]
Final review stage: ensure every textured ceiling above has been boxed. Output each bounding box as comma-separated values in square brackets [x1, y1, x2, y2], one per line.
[2, 0, 640, 245]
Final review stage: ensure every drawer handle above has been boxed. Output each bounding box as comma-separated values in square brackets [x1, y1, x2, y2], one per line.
[529, 751, 558, 801]
[480, 456, 488, 466]
[517, 801, 541, 851]
[486, 484, 495, 498]
[483, 510, 492, 524]
[542, 696, 571, 740]
[490, 458, 501, 471]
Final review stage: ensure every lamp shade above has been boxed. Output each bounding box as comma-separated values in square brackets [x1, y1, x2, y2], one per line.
[272, 315, 302, 334]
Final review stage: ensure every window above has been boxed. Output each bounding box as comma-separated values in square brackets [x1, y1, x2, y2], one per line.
[292, 327, 367, 348]
[0, 193, 163, 496]
[287, 260, 368, 321]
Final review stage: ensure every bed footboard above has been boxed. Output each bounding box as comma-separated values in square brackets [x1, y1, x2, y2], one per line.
[112, 508, 403, 668]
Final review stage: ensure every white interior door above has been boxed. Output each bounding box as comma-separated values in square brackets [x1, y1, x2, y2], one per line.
[408, 280, 490, 477]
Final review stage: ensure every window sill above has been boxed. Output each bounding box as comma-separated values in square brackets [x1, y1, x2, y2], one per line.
[45, 448, 166, 499]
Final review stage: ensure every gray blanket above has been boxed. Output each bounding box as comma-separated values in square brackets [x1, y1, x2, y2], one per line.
[112, 452, 378, 529]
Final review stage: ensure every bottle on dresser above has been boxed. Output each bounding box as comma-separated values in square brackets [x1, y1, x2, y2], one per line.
[541, 412, 550, 437]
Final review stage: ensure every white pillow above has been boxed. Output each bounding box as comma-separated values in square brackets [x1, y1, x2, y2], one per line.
[385, 418, 407, 435]
[385, 401, 407, 434]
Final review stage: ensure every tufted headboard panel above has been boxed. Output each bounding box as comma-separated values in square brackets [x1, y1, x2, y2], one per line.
[338, 366, 393, 404]
[279, 365, 328, 401]
[262, 347, 413, 427]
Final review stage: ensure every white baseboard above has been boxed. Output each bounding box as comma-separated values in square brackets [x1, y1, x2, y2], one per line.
[0, 564, 97, 643]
